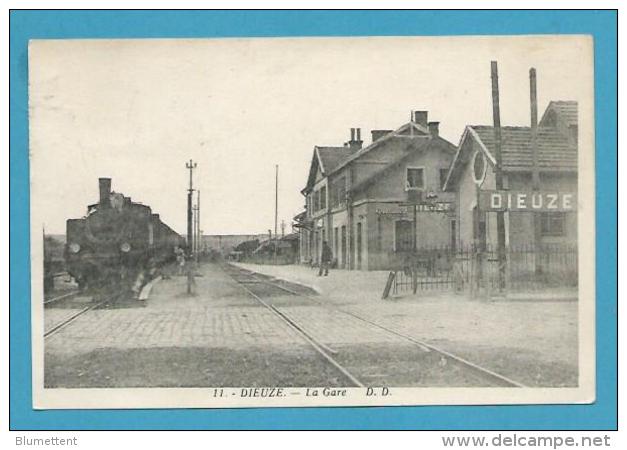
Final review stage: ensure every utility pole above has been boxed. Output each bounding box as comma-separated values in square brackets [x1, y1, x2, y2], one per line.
[530, 68, 543, 275]
[491, 61, 507, 293]
[186, 159, 197, 256]
[185, 159, 197, 295]
[274, 164, 278, 263]
[195, 190, 201, 262]
[274, 165, 279, 237]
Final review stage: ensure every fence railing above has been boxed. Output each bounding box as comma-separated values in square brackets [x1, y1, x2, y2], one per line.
[388, 243, 578, 295]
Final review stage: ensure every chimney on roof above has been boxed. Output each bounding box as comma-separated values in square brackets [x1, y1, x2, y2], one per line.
[99, 178, 111, 206]
[428, 122, 440, 137]
[347, 127, 363, 150]
[371, 129, 393, 142]
[412, 110, 428, 127]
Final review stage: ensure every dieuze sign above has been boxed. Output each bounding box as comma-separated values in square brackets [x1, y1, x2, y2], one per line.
[479, 190, 577, 212]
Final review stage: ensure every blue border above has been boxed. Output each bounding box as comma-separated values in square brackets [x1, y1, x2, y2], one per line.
[10, 10, 617, 430]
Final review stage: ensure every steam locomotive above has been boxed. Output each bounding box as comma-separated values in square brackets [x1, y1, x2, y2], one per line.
[65, 178, 184, 292]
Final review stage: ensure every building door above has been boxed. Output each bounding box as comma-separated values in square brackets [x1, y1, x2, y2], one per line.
[395, 220, 413, 251]
[341, 225, 347, 268]
[450, 219, 457, 252]
[356, 222, 362, 269]
[334, 227, 339, 261]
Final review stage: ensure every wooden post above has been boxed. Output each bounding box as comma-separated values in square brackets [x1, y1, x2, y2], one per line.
[195, 190, 201, 262]
[530, 68, 543, 275]
[475, 184, 483, 298]
[185, 159, 197, 294]
[274, 165, 278, 265]
[491, 61, 507, 294]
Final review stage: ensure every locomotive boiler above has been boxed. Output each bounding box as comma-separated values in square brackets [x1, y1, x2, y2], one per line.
[65, 178, 183, 292]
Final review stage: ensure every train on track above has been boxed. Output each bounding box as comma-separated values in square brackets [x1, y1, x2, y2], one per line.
[65, 178, 184, 292]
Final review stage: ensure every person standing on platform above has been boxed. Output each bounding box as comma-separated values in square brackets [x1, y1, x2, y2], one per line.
[318, 240, 333, 277]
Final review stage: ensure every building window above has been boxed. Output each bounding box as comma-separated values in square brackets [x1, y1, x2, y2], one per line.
[337, 177, 346, 206]
[440, 168, 449, 190]
[406, 167, 425, 190]
[320, 186, 327, 210]
[541, 212, 565, 236]
[330, 177, 346, 208]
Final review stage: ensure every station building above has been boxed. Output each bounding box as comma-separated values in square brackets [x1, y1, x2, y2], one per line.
[298, 111, 457, 270]
[443, 101, 578, 249]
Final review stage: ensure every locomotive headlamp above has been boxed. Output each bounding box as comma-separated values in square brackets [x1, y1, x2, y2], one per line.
[120, 242, 131, 253]
[69, 243, 80, 253]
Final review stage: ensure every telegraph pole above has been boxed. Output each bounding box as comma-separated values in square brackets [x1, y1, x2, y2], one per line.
[185, 159, 197, 294]
[186, 159, 197, 256]
[530, 68, 543, 274]
[274, 164, 278, 262]
[491, 61, 507, 293]
[196, 190, 201, 261]
[274, 165, 279, 237]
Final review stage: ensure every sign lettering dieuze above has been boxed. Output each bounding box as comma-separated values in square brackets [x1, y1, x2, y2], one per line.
[479, 191, 577, 212]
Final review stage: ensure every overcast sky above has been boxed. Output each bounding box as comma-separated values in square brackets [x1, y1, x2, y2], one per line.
[29, 36, 592, 235]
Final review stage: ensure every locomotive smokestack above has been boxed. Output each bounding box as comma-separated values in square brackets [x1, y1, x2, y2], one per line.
[99, 178, 111, 205]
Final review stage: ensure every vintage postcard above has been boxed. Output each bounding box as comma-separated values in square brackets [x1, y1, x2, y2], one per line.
[29, 35, 594, 409]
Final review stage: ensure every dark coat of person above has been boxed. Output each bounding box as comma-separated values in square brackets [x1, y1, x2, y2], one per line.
[321, 243, 333, 263]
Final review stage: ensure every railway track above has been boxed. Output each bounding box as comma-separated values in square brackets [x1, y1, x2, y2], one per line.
[44, 291, 79, 306]
[223, 263, 526, 388]
[44, 292, 121, 339]
[224, 264, 365, 387]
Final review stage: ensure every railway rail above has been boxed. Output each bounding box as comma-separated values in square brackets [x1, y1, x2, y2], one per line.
[44, 291, 79, 306]
[224, 264, 365, 387]
[223, 263, 526, 388]
[44, 292, 121, 339]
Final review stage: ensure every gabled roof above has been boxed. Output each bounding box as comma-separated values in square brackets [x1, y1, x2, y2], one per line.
[302, 120, 456, 194]
[330, 121, 434, 175]
[302, 146, 352, 194]
[444, 124, 577, 190]
[540, 101, 578, 128]
[472, 126, 577, 171]
[350, 138, 441, 194]
[317, 146, 353, 174]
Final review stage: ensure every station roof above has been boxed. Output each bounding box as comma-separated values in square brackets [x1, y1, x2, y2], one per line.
[540, 100, 578, 128]
[471, 125, 577, 171]
[316, 146, 354, 174]
[302, 120, 455, 194]
[444, 124, 577, 191]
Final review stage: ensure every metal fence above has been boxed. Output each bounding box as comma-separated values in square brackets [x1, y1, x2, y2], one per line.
[388, 244, 578, 296]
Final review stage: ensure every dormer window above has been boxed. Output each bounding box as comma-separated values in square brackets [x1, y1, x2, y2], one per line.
[406, 167, 425, 190]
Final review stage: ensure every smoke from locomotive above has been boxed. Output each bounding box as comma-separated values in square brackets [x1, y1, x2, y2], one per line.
[65, 178, 184, 293]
